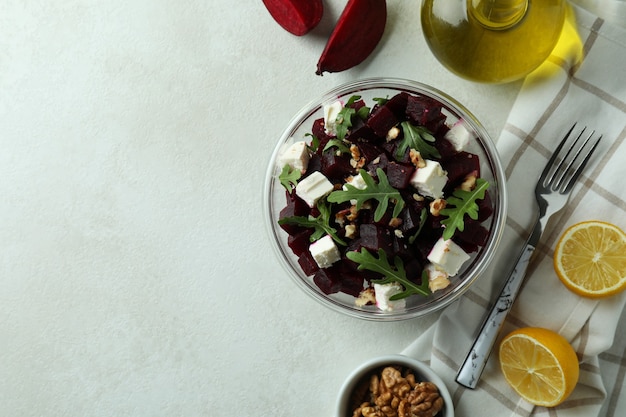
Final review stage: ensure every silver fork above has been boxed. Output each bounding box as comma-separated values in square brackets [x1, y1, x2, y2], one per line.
[455, 124, 602, 389]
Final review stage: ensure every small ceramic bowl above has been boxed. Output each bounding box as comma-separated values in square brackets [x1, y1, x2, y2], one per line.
[336, 354, 454, 417]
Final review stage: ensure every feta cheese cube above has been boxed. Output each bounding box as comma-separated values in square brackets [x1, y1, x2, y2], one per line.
[309, 235, 341, 269]
[425, 263, 451, 292]
[410, 159, 448, 199]
[323, 100, 343, 135]
[373, 282, 406, 312]
[278, 140, 310, 173]
[343, 172, 367, 205]
[296, 171, 334, 208]
[427, 238, 470, 276]
[444, 120, 474, 152]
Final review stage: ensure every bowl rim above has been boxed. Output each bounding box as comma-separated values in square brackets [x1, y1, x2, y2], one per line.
[335, 353, 454, 417]
[263, 77, 508, 321]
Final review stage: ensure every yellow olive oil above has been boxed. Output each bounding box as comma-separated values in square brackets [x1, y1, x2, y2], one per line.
[421, 0, 566, 83]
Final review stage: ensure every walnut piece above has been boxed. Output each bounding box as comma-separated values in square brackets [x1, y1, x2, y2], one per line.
[399, 382, 444, 417]
[429, 199, 446, 216]
[351, 366, 444, 417]
[409, 149, 426, 168]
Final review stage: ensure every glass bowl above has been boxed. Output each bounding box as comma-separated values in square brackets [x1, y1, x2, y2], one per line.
[263, 78, 507, 321]
[336, 354, 454, 417]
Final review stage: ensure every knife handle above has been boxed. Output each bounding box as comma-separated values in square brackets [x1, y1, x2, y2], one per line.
[455, 243, 536, 389]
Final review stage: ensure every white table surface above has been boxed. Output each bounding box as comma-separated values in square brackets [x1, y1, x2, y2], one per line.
[1, 1, 621, 416]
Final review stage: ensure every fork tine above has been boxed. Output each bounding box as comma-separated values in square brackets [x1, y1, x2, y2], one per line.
[553, 127, 590, 189]
[562, 131, 602, 193]
[541, 123, 576, 186]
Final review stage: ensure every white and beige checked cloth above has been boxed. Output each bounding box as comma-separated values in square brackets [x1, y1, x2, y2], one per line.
[403, 3, 626, 416]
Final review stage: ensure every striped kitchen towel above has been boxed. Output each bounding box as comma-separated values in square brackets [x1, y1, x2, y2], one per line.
[402, 4, 626, 416]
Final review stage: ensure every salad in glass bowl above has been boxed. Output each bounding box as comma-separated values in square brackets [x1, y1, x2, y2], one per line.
[264, 78, 507, 321]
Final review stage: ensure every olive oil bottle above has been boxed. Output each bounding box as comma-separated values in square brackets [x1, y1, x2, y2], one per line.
[421, 0, 566, 83]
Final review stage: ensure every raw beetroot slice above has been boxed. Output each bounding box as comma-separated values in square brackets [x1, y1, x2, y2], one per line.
[316, 0, 387, 75]
[262, 0, 324, 36]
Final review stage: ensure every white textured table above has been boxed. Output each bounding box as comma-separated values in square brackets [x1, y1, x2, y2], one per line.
[2, 1, 620, 416]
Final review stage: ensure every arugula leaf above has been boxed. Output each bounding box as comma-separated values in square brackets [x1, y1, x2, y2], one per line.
[278, 199, 346, 246]
[334, 95, 369, 141]
[347, 248, 431, 299]
[373, 97, 389, 106]
[356, 105, 370, 121]
[327, 168, 405, 222]
[439, 178, 490, 240]
[278, 164, 301, 192]
[305, 133, 320, 152]
[323, 139, 351, 154]
[408, 207, 428, 244]
[397, 122, 441, 160]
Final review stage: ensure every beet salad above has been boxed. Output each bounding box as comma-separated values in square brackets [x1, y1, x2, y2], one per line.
[276, 92, 494, 312]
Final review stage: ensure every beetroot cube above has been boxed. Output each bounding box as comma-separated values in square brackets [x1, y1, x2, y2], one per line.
[456, 219, 489, 253]
[279, 197, 311, 234]
[366, 152, 389, 176]
[359, 224, 393, 257]
[337, 264, 365, 297]
[298, 251, 319, 276]
[384, 92, 409, 118]
[392, 233, 415, 262]
[311, 117, 333, 152]
[348, 118, 378, 142]
[405, 259, 424, 285]
[367, 105, 399, 137]
[302, 154, 322, 178]
[321, 150, 353, 180]
[406, 94, 443, 126]
[477, 190, 494, 222]
[399, 204, 425, 234]
[425, 113, 448, 135]
[357, 142, 385, 164]
[288, 229, 313, 257]
[435, 136, 459, 160]
[313, 268, 342, 295]
[442, 151, 480, 188]
[348, 98, 367, 112]
[386, 162, 415, 190]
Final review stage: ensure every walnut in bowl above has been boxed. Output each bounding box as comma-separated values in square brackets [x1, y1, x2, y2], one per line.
[336, 354, 453, 417]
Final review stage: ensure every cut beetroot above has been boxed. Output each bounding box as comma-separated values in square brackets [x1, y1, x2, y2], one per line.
[399, 204, 426, 234]
[263, 0, 324, 36]
[311, 118, 333, 152]
[366, 152, 390, 176]
[288, 229, 314, 257]
[425, 112, 448, 135]
[348, 118, 378, 142]
[357, 142, 385, 164]
[316, 0, 387, 75]
[442, 151, 481, 188]
[455, 220, 489, 253]
[312, 264, 364, 296]
[405, 259, 424, 285]
[385, 92, 410, 119]
[477, 190, 494, 221]
[336, 264, 366, 296]
[313, 267, 342, 295]
[298, 250, 320, 276]
[392, 233, 415, 263]
[405, 94, 443, 126]
[385, 162, 415, 190]
[359, 223, 393, 257]
[435, 136, 460, 160]
[367, 105, 398, 137]
[279, 196, 311, 234]
[321, 150, 354, 180]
